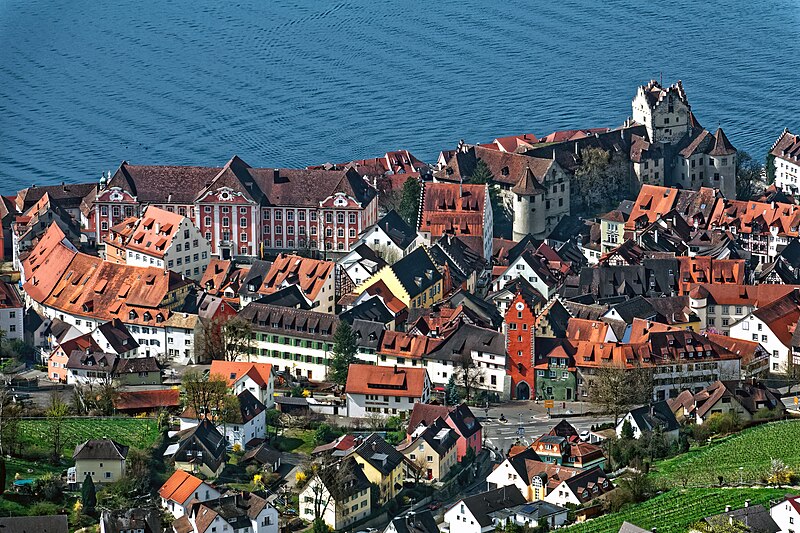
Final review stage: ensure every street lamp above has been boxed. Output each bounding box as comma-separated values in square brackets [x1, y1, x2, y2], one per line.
[739, 466, 744, 486]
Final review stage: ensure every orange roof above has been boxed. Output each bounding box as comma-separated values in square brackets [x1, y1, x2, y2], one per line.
[378, 330, 442, 359]
[22, 222, 78, 302]
[210, 361, 273, 388]
[259, 254, 334, 301]
[625, 185, 679, 230]
[709, 198, 800, 236]
[676, 257, 744, 292]
[566, 318, 611, 343]
[345, 364, 428, 397]
[627, 318, 681, 343]
[124, 206, 186, 259]
[419, 182, 486, 239]
[705, 333, 763, 367]
[689, 283, 800, 306]
[200, 259, 233, 294]
[116, 389, 180, 411]
[362, 279, 407, 314]
[159, 470, 204, 504]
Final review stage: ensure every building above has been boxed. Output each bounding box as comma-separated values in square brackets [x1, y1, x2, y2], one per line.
[406, 403, 482, 461]
[209, 360, 275, 408]
[169, 419, 227, 477]
[350, 433, 407, 503]
[179, 390, 266, 449]
[90, 318, 140, 358]
[256, 254, 336, 313]
[491, 246, 565, 298]
[489, 501, 569, 531]
[338, 244, 389, 294]
[73, 438, 129, 485]
[616, 401, 680, 442]
[48, 333, 101, 383]
[397, 417, 458, 481]
[114, 356, 161, 385]
[443, 486, 526, 533]
[86, 158, 378, 258]
[65, 350, 118, 385]
[485, 448, 583, 502]
[100, 508, 161, 533]
[11, 191, 85, 270]
[353, 209, 419, 261]
[384, 510, 439, 533]
[693, 501, 779, 533]
[530, 435, 605, 470]
[770, 129, 800, 195]
[344, 364, 430, 418]
[691, 380, 785, 425]
[104, 205, 211, 280]
[0, 515, 68, 533]
[418, 182, 492, 261]
[354, 246, 444, 309]
[0, 281, 23, 341]
[505, 292, 538, 400]
[543, 467, 613, 507]
[769, 494, 800, 533]
[299, 458, 371, 531]
[116, 389, 181, 415]
[173, 492, 278, 533]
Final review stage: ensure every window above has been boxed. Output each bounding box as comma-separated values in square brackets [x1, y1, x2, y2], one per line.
[204, 216, 211, 226]
[349, 213, 356, 224]
[240, 217, 247, 228]
[337, 213, 344, 224]
[287, 211, 294, 221]
[222, 217, 229, 227]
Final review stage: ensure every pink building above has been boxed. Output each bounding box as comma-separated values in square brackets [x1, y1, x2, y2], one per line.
[406, 403, 482, 461]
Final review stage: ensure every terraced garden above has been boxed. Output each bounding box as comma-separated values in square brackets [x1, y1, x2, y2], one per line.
[563, 488, 786, 533]
[18, 417, 160, 454]
[652, 420, 800, 486]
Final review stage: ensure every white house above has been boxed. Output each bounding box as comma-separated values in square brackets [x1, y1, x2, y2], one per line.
[489, 501, 569, 531]
[345, 364, 430, 418]
[543, 467, 613, 507]
[770, 129, 800, 195]
[299, 458, 372, 531]
[770, 494, 800, 533]
[443, 486, 526, 533]
[65, 351, 118, 385]
[89, 319, 139, 358]
[352, 209, 419, 262]
[158, 470, 221, 519]
[491, 249, 561, 299]
[616, 401, 680, 443]
[338, 244, 388, 289]
[173, 492, 278, 533]
[210, 360, 275, 409]
[0, 282, 23, 341]
[179, 390, 266, 449]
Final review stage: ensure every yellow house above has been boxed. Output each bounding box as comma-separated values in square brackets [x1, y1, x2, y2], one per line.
[72, 439, 128, 485]
[299, 458, 372, 531]
[351, 434, 406, 503]
[600, 210, 627, 254]
[354, 247, 443, 309]
[397, 418, 458, 482]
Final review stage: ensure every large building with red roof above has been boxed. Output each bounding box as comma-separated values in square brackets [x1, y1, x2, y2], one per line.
[344, 364, 430, 418]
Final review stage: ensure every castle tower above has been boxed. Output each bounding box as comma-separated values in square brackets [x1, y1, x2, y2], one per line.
[511, 166, 543, 241]
[632, 80, 692, 145]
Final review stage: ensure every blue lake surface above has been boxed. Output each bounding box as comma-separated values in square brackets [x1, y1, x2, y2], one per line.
[1, 0, 799, 192]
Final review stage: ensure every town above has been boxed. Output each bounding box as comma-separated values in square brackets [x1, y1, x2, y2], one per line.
[1, 79, 799, 533]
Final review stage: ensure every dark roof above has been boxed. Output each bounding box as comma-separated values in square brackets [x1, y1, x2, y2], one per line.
[547, 215, 585, 243]
[561, 467, 613, 503]
[66, 350, 118, 372]
[17, 182, 97, 212]
[115, 356, 160, 374]
[458, 486, 526, 527]
[239, 259, 273, 299]
[505, 235, 543, 264]
[73, 439, 129, 461]
[490, 501, 567, 522]
[100, 508, 161, 533]
[190, 491, 270, 532]
[448, 403, 482, 439]
[340, 296, 394, 325]
[254, 284, 312, 310]
[241, 442, 281, 466]
[0, 515, 69, 533]
[627, 401, 680, 433]
[391, 247, 442, 298]
[507, 448, 544, 482]
[351, 319, 385, 351]
[354, 434, 405, 475]
[235, 390, 266, 424]
[274, 396, 309, 406]
[97, 318, 139, 353]
[444, 290, 504, 330]
[427, 323, 504, 363]
[429, 234, 486, 286]
[373, 210, 418, 250]
[239, 302, 336, 342]
[414, 417, 458, 455]
[116, 389, 181, 411]
[389, 510, 439, 533]
[175, 419, 227, 472]
[549, 419, 579, 438]
[607, 296, 658, 323]
[703, 503, 779, 533]
[317, 457, 372, 501]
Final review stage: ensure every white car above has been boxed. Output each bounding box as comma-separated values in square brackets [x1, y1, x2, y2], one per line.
[579, 430, 590, 442]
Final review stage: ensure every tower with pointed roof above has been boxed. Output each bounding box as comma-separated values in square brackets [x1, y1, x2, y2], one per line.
[512, 166, 546, 241]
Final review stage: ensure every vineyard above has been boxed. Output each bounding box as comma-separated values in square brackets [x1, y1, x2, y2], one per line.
[652, 420, 800, 486]
[562, 488, 786, 533]
[18, 417, 160, 454]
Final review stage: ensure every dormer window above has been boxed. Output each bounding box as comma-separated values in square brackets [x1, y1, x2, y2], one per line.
[129, 310, 136, 320]
[143, 311, 152, 321]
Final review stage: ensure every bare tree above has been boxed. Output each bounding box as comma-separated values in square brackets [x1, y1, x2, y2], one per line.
[782, 355, 800, 394]
[195, 315, 253, 362]
[589, 361, 654, 424]
[0, 389, 21, 494]
[46, 392, 70, 461]
[182, 369, 229, 420]
[411, 455, 430, 483]
[454, 352, 485, 402]
[308, 458, 357, 532]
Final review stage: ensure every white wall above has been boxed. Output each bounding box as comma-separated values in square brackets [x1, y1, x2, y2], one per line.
[0, 307, 23, 341]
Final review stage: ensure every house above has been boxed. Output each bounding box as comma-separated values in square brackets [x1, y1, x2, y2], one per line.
[384, 510, 439, 533]
[179, 390, 266, 449]
[65, 350, 118, 385]
[443, 486, 526, 533]
[344, 364, 430, 418]
[417, 182, 492, 261]
[728, 289, 800, 373]
[692, 380, 785, 425]
[354, 246, 444, 309]
[693, 501, 779, 533]
[491, 247, 566, 299]
[210, 360, 275, 408]
[769, 494, 800, 533]
[90, 318, 139, 358]
[485, 448, 582, 502]
[11, 191, 85, 270]
[489, 501, 569, 530]
[256, 254, 336, 313]
[299, 458, 371, 531]
[73, 438, 129, 484]
[114, 356, 161, 385]
[116, 389, 181, 415]
[100, 508, 161, 533]
[169, 419, 227, 477]
[429, 234, 489, 294]
[0, 281, 23, 341]
[159, 470, 221, 519]
[0, 515, 68, 533]
[353, 209, 419, 261]
[505, 290, 545, 400]
[241, 443, 282, 473]
[48, 332, 101, 383]
[616, 401, 680, 443]
[530, 435, 605, 470]
[104, 205, 211, 280]
[406, 402, 482, 461]
[350, 433, 406, 503]
[172, 491, 278, 533]
[543, 467, 613, 507]
[338, 244, 389, 294]
[771, 129, 800, 195]
[397, 417, 458, 481]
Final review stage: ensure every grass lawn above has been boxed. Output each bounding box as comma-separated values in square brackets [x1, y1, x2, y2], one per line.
[273, 428, 316, 454]
[18, 417, 160, 455]
[5, 457, 65, 487]
[562, 488, 786, 533]
[652, 420, 800, 487]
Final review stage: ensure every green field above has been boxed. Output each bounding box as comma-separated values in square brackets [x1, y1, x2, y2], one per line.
[18, 417, 160, 455]
[563, 488, 786, 533]
[273, 428, 316, 454]
[652, 420, 800, 486]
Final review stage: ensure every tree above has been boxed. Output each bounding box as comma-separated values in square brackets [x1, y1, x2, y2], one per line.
[766, 153, 776, 184]
[454, 352, 484, 402]
[219, 394, 241, 445]
[783, 355, 800, 394]
[766, 458, 793, 487]
[445, 375, 460, 406]
[468, 160, 509, 237]
[196, 315, 253, 363]
[81, 473, 97, 513]
[589, 362, 653, 424]
[0, 388, 21, 494]
[222, 316, 253, 362]
[182, 369, 229, 420]
[736, 150, 765, 200]
[398, 177, 421, 227]
[574, 147, 629, 214]
[125, 448, 152, 494]
[328, 321, 358, 386]
[469, 160, 494, 185]
[411, 455, 430, 483]
[314, 424, 336, 446]
[47, 393, 70, 461]
[308, 460, 356, 531]
[620, 419, 634, 440]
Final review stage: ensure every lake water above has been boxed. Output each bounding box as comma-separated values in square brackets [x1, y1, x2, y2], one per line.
[1, 0, 799, 192]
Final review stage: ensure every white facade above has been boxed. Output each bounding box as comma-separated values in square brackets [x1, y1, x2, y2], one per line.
[250, 333, 332, 381]
[233, 373, 275, 409]
[125, 216, 211, 281]
[346, 389, 429, 419]
[352, 223, 417, 262]
[161, 481, 220, 519]
[485, 460, 531, 498]
[443, 500, 490, 533]
[492, 255, 556, 299]
[66, 366, 113, 385]
[543, 480, 583, 507]
[0, 305, 23, 341]
[775, 154, 800, 195]
[338, 248, 383, 287]
[729, 314, 789, 374]
[179, 411, 266, 450]
[770, 496, 800, 533]
[299, 476, 371, 531]
[187, 502, 277, 533]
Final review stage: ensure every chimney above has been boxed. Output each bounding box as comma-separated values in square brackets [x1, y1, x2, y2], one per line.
[725, 505, 731, 512]
[744, 499, 750, 507]
[154, 222, 161, 234]
[729, 516, 734, 526]
[273, 168, 280, 181]
[394, 365, 398, 374]
[371, 441, 377, 452]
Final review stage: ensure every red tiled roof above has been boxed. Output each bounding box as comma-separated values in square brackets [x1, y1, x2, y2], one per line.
[345, 364, 428, 397]
[123, 206, 186, 259]
[116, 389, 180, 411]
[259, 254, 334, 301]
[159, 470, 205, 504]
[209, 361, 273, 388]
[419, 182, 486, 239]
